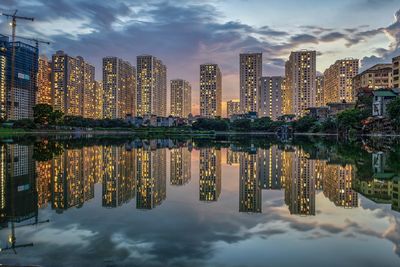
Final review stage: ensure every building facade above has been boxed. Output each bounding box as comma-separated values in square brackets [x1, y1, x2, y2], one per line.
[170, 79, 191, 118]
[37, 55, 52, 105]
[102, 57, 136, 119]
[393, 55, 400, 88]
[227, 99, 240, 118]
[240, 53, 262, 113]
[200, 64, 222, 117]
[353, 64, 393, 95]
[323, 59, 359, 104]
[258, 76, 283, 120]
[284, 50, 317, 117]
[52, 51, 96, 117]
[0, 37, 38, 120]
[136, 55, 167, 117]
[316, 76, 324, 107]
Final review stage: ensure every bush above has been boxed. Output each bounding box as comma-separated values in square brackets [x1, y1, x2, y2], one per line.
[231, 119, 251, 131]
[13, 119, 36, 129]
[293, 116, 317, 133]
[192, 118, 229, 131]
[387, 97, 400, 131]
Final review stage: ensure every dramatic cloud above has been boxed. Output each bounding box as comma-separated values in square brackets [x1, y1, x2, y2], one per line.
[0, 0, 399, 114]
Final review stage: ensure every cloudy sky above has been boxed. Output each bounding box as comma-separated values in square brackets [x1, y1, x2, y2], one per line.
[1, 0, 399, 115]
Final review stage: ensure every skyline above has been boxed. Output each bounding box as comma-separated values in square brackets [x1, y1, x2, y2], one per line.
[0, 1, 399, 115]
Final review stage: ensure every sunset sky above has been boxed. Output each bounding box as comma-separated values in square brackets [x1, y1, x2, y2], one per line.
[1, 0, 399, 115]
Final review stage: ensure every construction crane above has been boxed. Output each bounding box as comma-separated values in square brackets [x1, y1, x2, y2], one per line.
[0, 33, 50, 49]
[1, 10, 34, 120]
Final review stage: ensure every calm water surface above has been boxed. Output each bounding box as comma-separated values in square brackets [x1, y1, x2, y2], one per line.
[0, 136, 400, 267]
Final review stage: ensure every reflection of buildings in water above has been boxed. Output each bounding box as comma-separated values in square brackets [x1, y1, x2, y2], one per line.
[199, 148, 221, 202]
[284, 149, 316, 216]
[239, 151, 261, 213]
[323, 164, 358, 208]
[36, 160, 52, 209]
[136, 148, 167, 209]
[1, 144, 37, 224]
[258, 146, 283, 190]
[52, 149, 85, 211]
[315, 160, 325, 191]
[226, 148, 240, 166]
[393, 177, 399, 212]
[353, 152, 399, 212]
[354, 176, 399, 212]
[102, 146, 136, 208]
[170, 147, 191, 186]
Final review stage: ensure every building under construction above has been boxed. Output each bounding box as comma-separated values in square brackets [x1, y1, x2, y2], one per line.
[0, 36, 38, 120]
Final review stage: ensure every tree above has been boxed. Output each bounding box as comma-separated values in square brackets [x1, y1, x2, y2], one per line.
[13, 119, 36, 129]
[192, 118, 229, 131]
[33, 104, 53, 125]
[293, 116, 317, 133]
[49, 110, 63, 125]
[387, 97, 400, 131]
[337, 109, 363, 134]
[231, 119, 251, 131]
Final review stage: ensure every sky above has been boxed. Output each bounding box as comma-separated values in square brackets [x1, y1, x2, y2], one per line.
[1, 0, 400, 115]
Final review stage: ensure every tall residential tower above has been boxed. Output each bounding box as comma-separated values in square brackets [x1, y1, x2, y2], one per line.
[240, 53, 262, 114]
[324, 59, 359, 104]
[284, 50, 317, 117]
[102, 57, 136, 119]
[200, 64, 222, 118]
[170, 79, 191, 118]
[136, 55, 167, 117]
[258, 76, 283, 120]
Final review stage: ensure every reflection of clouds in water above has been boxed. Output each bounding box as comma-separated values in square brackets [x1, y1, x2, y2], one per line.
[383, 218, 400, 257]
[31, 224, 97, 247]
[111, 233, 155, 260]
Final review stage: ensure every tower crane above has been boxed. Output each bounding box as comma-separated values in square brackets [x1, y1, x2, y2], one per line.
[1, 10, 34, 119]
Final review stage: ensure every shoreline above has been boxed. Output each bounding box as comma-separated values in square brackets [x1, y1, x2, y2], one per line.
[1, 129, 400, 138]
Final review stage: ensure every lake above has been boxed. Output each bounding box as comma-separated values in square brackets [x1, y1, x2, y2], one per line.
[0, 135, 399, 267]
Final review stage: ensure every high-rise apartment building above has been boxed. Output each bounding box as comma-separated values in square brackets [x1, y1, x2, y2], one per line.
[102, 57, 136, 119]
[200, 64, 222, 117]
[94, 81, 103, 119]
[353, 64, 393, 95]
[284, 50, 316, 117]
[324, 59, 359, 104]
[136, 55, 167, 117]
[258, 76, 283, 120]
[316, 75, 324, 107]
[37, 55, 52, 105]
[227, 99, 240, 118]
[392, 55, 400, 88]
[0, 37, 38, 120]
[52, 51, 95, 117]
[82, 59, 96, 118]
[170, 79, 191, 118]
[240, 53, 262, 113]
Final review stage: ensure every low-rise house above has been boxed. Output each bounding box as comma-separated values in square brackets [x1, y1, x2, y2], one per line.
[327, 102, 356, 116]
[372, 88, 399, 117]
[306, 107, 329, 120]
[230, 112, 258, 122]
